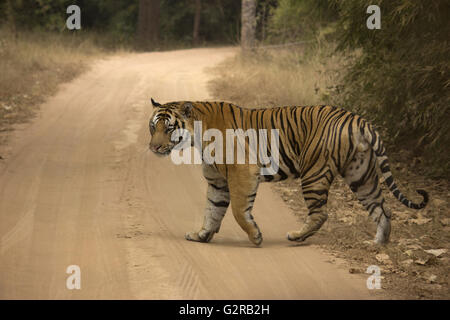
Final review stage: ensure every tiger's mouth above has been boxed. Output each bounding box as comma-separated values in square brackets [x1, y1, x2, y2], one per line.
[154, 150, 171, 157]
[150, 132, 188, 157]
[152, 145, 174, 156]
[149, 142, 175, 156]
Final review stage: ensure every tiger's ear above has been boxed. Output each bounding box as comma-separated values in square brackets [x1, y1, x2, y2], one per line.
[151, 98, 161, 107]
[180, 102, 193, 118]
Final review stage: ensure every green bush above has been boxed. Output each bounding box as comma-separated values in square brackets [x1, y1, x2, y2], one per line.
[331, 0, 450, 177]
[267, 0, 338, 43]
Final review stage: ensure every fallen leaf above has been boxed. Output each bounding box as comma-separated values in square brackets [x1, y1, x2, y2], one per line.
[414, 255, 437, 266]
[424, 274, 437, 283]
[404, 249, 414, 257]
[398, 238, 420, 246]
[400, 259, 414, 267]
[431, 198, 446, 207]
[440, 218, 450, 226]
[410, 218, 432, 225]
[424, 249, 447, 257]
[376, 253, 392, 264]
[406, 244, 422, 250]
[414, 258, 429, 265]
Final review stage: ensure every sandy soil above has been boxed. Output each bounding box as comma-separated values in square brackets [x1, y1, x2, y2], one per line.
[0, 48, 383, 299]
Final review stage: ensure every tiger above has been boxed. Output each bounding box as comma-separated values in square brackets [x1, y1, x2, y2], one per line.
[148, 98, 428, 246]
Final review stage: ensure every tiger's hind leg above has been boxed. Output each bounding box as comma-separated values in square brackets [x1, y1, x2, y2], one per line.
[185, 164, 230, 243]
[228, 166, 263, 246]
[287, 170, 334, 242]
[343, 144, 391, 244]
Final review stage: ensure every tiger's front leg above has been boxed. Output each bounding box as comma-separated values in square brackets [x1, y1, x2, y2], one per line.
[185, 164, 230, 243]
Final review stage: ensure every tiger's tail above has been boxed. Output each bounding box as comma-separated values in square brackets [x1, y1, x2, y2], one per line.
[360, 121, 428, 209]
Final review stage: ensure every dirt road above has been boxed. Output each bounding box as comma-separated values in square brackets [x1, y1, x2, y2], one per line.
[0, 48, 380, 299]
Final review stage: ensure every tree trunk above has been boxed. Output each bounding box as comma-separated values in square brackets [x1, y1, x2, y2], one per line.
[137, 0, 160, 50]
[6, 0, 18, 40]
[241, 0, 256, 51]
[193, 0, 201, 45]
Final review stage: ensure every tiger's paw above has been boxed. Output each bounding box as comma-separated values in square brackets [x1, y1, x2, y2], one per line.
[249, 231, 263, 246]
[185, 230, 213, 243]
[286, 230, 312, 242]
[287, 214, 327, 242]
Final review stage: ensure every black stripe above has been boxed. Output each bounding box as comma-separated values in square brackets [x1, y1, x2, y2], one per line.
[244, 205, 254, 212]
[303, 189, 329, 196]
[208, 199, 229, 207]
[229, 104, 238, 129]
[381, 164, 390, 173]
[385, 176, 394, 187]
[209, 183, 229, 192]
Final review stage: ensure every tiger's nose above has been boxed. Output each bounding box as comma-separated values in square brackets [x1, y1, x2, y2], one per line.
[149, 143, 162, 153]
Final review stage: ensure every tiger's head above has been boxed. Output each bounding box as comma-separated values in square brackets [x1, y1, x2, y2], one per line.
[148, 98, 194, 156]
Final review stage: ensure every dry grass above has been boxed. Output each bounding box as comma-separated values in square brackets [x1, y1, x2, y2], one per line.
[0, 28, 123, 134]
[208, 45, 343, 108]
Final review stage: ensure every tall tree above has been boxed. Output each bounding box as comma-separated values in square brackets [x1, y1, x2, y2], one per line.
[192, 0, 201, 45]
[5, 0, 18, 39]
[137, 0, 160, 50]
[241, 0, 256, 51]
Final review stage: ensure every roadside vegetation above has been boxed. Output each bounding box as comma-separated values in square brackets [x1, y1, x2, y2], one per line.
[0, 0, 241, 141]
[0, 28, 108, 139]
[209, 44, 342, 107]
[210, 0, 449, 299]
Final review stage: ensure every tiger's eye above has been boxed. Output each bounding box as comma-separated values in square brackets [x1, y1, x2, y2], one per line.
[149, 122, 156, 133]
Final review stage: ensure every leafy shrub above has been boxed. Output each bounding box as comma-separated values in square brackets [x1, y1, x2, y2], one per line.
[332, 0, 450, 177]
[267, 0, 338, 43]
